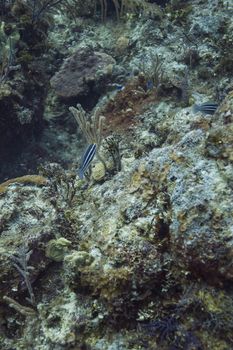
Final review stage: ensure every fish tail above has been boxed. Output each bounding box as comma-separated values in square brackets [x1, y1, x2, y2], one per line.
[192, 104, 200, 113]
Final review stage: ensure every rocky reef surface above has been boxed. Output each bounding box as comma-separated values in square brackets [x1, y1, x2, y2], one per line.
[0, 0, 233, 349]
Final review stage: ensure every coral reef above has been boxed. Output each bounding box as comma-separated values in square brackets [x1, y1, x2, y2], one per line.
[1, 0, 233, 349]
[0, 0, 54, 180]
[0, 175, 47, 194]
[50, 47, 116, 99]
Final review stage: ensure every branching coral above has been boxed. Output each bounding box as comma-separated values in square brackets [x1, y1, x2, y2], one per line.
[11, 244, 36, 306]
[22, 0, 65, 24]
[0, 21, 20, 83]
[136, 51, 165, 93]
[0, 175, 47, 195]
[69, 104, 107, 173]
[95, 0, 162, 21]
[95, 0, 120, 21]
[69, 104, 105, 148]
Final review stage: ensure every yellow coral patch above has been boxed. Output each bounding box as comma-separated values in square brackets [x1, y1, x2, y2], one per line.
[197, 290, 225, 313]
[0, 175, 47, 195]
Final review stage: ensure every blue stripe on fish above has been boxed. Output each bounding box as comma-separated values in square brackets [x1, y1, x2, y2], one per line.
[146, 80, 154, 90]
[192, 102, 218, 115]
[79, 144, 97, 179]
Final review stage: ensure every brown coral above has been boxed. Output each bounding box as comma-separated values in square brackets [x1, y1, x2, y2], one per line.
[50, 48, 115, 98]
[0, 175, 47, 195]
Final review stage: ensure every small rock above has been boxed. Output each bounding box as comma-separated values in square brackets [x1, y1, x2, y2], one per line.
[46, 238, 72, 262]
[92, 162, 106, 181]
[50, 47, 116, 98]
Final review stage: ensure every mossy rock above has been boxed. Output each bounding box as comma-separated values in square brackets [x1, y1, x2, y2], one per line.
[0, 83, 13, 99]
[0, 175, 47, 195]
[205, 124, 233, 161]
[64, 251, 94, 269]
[46, 238, 72, 262]
[17, 50, 33, 65]
[215, 56, 233, 74]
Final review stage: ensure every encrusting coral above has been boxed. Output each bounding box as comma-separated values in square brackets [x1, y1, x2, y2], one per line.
[0, 175, 47, 194]
[0, 0, 233, 349]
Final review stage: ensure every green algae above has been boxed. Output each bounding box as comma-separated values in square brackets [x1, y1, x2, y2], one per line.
[45, 238, 72, 262]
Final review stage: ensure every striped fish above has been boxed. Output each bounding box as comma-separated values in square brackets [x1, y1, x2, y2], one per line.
[192, 102, 218, 115]
[79, 144, 97, 179]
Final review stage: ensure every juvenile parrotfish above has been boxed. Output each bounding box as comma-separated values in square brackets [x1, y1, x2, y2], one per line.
[79, 144, 97, 179]
[192, 102, 218, 115]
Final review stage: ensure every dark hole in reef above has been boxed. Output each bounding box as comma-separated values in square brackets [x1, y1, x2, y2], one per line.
[0, 84, 101, 183]
[73, 284, 94, 297]
[2, 305, 24, 339]
[0, 118, 45, 182]
[149, 0, 171, 6]
[47, 315, 61, 327]
[189, 259, 225, 286]
[157, 219, 170, 240]
[63, 93, 100, 112]
[107, 299, 141, 331]
[79, 345, 90, 350]
[0, 97, 82, 182]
